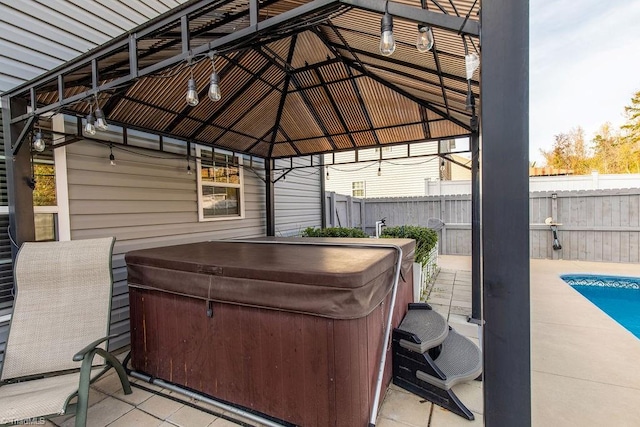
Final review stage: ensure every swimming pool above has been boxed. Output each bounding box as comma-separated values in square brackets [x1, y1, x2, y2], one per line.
[561, 274, 640, 339]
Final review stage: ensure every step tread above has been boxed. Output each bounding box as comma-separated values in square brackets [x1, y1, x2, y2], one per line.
[397, 308, 448, 353]
[416, 328, 482, 390]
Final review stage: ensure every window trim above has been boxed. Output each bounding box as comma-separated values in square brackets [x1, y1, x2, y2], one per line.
[352, 180, 366, 198]
[196, 146, 245, 222]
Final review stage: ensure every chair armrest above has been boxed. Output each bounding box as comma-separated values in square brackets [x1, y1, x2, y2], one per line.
[73, 334, 120, 361]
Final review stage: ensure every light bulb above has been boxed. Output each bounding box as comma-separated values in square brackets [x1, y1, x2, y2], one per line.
[85, 113, 96, 135]
[186, 78, 199, 106]
[187, 164, 192, 175]
[416, 24, 434, 52]
[32, 131, 45, 152]
[379, 12, 395, 56]
[325, 168, 330, 180]
[208, 71, 221, 102]
[94, 107, 108, 131]
[378, 165, 382, 176]
[465, 53, 480, 80]
[109, 148, 116, 166]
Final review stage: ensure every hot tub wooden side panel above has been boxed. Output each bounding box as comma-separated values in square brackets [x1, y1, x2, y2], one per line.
[128, 273, 414, 426]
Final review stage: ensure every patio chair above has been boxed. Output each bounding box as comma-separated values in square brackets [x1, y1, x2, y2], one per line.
[0, 237, 131, 427]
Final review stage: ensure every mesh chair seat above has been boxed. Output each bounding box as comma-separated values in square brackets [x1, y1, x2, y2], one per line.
[0, 368, 104, 423]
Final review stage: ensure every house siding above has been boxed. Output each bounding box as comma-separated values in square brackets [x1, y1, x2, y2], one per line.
[0, 0, 188, 93]
[274, 157, 322, 236]
[324, 144, 443, 198]
[65, 141, 268, 349]
[64, 141, 322, 350]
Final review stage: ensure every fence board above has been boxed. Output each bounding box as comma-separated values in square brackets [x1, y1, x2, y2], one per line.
[326, 188, 640, 262]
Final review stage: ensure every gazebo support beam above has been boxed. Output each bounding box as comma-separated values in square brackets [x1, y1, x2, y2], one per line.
[265, 159, 275, 236]
[339, 0, 479, 36]
[2, 97, 35, 252]
[481, 0, 531, 426]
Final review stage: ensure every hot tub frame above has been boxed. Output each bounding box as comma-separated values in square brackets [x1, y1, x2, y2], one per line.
[127, 239, 415, 426]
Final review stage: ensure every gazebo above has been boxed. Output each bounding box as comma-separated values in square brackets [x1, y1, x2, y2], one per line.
[1, 0, 530, 425]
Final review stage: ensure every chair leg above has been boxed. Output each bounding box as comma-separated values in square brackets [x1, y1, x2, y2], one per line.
[97, 349, 132, 395]
[75, 351, 96, 427]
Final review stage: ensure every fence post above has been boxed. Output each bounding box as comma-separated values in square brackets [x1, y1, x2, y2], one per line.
[439, 195, 447, 254]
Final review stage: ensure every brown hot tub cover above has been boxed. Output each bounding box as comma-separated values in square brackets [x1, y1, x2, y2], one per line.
[126, 238, 415, 319]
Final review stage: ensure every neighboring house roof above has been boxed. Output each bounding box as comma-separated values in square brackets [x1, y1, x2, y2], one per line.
[529, 167, 574, 176]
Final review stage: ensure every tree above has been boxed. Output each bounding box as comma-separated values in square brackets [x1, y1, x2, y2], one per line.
[540, 127, 592, 174]
[33, 163, 56, 206]
[592, 123, 622, 174]
[619, 90, 640, 173]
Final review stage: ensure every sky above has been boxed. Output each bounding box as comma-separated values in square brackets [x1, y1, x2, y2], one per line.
[529, 0, 640, 163]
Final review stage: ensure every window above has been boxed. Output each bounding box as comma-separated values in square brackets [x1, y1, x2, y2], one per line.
[33, 156, 58, 241]
[352, 181, 365, 198]
[375, 146, 392, 153]
[197, 148, 244, 221]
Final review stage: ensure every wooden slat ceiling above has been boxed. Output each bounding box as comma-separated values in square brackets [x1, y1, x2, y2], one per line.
[31, 0, 480, 159]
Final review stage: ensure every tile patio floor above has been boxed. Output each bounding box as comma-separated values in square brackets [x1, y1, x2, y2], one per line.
[45, 256, 640, 427]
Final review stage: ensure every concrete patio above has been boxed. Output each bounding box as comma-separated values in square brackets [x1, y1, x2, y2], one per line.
[45, 255, 640, 427]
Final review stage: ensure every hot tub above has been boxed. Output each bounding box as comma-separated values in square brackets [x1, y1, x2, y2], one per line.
[126, 238, 415, 426]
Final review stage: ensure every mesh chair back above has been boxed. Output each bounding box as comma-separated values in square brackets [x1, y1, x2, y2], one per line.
[1, 237, 115, 380]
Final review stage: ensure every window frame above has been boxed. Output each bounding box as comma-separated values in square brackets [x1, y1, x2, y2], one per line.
[196, 146, 245, 222]
[352, 180, 366, 198]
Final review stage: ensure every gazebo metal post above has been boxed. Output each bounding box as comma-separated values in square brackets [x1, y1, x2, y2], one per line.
[480, 0, 531, 426]
[2, 97, 36, 255]
[266, 159, 275, 236]
[470, 127, 481, 323]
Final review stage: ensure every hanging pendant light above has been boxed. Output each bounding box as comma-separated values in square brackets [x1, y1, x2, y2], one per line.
[379, 2, 396, 56]
[85, 112, 96, 135]
[416, 24, 434, 52]
[109, 145, 116, 166]
[208, 55, 221, 102]
[465, 53, 480, 80]
[185, 57, 199, 106]
[94, 107, 108, 131]
[186, 78, 199, 106]
[32, 131, 45, 152]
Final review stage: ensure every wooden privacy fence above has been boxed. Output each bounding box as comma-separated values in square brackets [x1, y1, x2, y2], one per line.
[325, 189, 640, 262]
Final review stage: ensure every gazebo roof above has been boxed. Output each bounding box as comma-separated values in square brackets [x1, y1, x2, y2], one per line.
[4, 0, 480, 159]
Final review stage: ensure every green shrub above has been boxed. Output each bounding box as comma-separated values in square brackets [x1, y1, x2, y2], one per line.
[381, 225, 438, 267]
[301, 227, 369, 238]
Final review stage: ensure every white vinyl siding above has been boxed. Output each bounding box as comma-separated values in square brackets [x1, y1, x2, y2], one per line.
[324, 143, 442, 198]
[65, 141, 267, 349]
[0, 0, 190, 93]
[274, 157, 322, 237]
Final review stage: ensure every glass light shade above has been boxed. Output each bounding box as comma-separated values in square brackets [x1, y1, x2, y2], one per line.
[416, 25, 434, 52]
[208, 72, 221, 102]
[32, 132, 45, 152]
[85, 113, 96, 135]
[186, 78, 199, 106]
[465, 53, 480, 80]
[380, 30, 396, 56]
[94, 108, 108, 131]
[380, 12, 395, 56]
